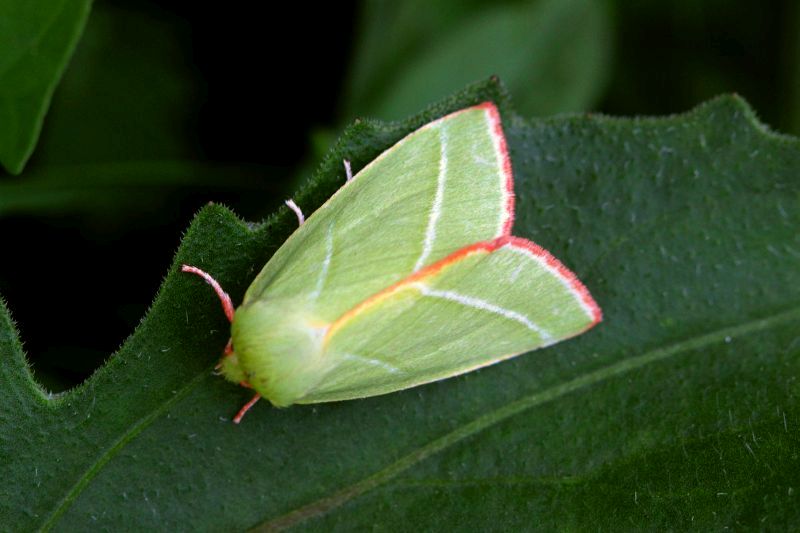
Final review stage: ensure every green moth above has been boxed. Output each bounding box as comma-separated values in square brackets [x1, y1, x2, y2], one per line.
[184, 102, 602, 423]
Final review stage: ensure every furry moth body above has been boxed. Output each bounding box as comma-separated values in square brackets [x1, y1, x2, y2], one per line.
[184, 102, 602, 422]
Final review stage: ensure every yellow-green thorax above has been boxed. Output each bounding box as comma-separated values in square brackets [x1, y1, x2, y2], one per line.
[220, 299, 329, 407]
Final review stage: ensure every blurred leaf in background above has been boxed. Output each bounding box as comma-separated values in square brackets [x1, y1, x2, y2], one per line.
[343, 0, 800, 138]
[605, 1, 798, 134]
[0, 0, 91, 174]
[344, 0, 613, 120]
[786, 2, 800, 134]
[0, 2, 275, 222]
[33, 2, 197, 165]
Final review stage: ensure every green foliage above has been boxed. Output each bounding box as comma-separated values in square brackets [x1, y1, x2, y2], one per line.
[345, 0, 612, 120]
[1, 79, 798, 530]
[0, 0, 91, 174]
[0, 160, 276, 218]
[34, 3, 198, 165]
[0, 3, 231, 220]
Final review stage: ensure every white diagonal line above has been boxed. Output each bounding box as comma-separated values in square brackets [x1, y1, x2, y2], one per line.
[506, 245, 596, 321]
[414, 126, 448, 272]
[343, 353, 401, 374]
[310, 223, 334, 301]
[416, 284, 552, 341]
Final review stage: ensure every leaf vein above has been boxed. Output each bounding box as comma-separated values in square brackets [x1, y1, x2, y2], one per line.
[37, 368, 213, 532]
[255, 305, 800, 531]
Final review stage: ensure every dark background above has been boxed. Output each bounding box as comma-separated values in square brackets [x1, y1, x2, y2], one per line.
[1, 0, 797, 391]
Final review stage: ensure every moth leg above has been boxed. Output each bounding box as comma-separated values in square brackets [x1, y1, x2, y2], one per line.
[233, 394, 261, 424]
[343, 159, 353, 182]
[181, 265, 235, 322]
[284, 199, 305, 226]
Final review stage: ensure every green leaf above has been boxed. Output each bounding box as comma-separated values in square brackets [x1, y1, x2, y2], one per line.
[0, 3, 209, 220]
[33, 3, 199, 166]
[2, 79, 799, 530]
[345, 0, 612, 120]
[0, 161, 279, 218]
[0, 0, 92, 174]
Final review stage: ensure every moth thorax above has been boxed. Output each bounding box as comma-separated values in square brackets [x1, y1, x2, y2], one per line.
[230, 299, 328, 407]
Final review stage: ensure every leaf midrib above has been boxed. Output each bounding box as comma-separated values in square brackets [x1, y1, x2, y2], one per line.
[255, 305, 800, 531]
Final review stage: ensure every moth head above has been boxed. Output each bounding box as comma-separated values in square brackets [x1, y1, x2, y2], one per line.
[230, 298, 328, 407]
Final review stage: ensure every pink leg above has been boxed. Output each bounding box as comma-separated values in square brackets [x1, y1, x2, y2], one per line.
[181, 265, 235, 322]
[344, 159, 353, 181]
[233, 394, 261, 424]
[183, 264, 260, 422]
[284, 199, 305, 225]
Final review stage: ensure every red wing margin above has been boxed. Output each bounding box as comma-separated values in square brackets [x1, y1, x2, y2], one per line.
[299, 236, 601, 403]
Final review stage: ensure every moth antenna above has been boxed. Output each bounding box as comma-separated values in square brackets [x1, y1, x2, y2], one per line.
[344, 159, 353, 182]
[233, 394, 261, 424]
[181, 265, 235, 323]
[285, 198, 305, 226]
